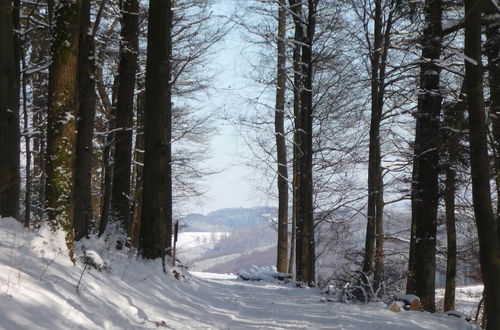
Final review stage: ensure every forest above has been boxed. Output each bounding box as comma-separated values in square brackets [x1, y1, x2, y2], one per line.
[0, 0, 499, 328]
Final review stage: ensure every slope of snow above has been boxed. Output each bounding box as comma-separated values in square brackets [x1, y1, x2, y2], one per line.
[436, 285, 484, 316]
[0, 218, 479, 329]
[176, 232, 230, 261]
[176, 224, 277, 273]
[190, 244, 275, 271]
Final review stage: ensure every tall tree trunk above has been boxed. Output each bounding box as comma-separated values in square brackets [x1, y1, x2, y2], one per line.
[73, 0, 96, 240]
[289, 0, 317, 284]
[374, 184, 384, 287]
[30, 25, 49, 222]
[129, 89, 145, 248]
[484, 1, 500, 245]
[21, 52, 31, 227]
[140, 0, 172, 261]
[407, 164, 418, 294]
[13, 0, 26, 226]
[442, 88, 464, 312]
[0, 0, 21, 219]
[97, 69, 116, 236]
[15, 0, 33, 227]
[464, 0, 500, 327]
[363, 0, 381, 275]
[373, 3, 393, 290]
[363, 0, 393, 287]
[288, 14, 302, 276]
[275, 0, 288, 274]
[364, 0, 385, 277]
[409, 0, 442, 312]
[110, 0, 139, 232]
[46, 0, 81, 247]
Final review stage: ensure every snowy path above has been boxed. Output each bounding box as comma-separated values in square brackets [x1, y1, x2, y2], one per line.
[174, 272, 476, 330]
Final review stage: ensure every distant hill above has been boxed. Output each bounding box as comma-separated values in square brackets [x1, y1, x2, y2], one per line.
[183, 206, 276, 232]
[177, 206, 278, 273]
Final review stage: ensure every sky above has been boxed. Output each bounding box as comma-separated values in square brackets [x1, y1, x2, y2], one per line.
[191, 0, 272, 214]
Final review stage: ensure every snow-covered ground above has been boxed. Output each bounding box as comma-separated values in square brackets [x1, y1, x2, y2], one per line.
[436, 285, 484, 316]
[0, 218, 480, 329]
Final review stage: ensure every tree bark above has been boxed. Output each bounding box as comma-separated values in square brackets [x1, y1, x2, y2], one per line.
[46, 0, 81, 248]
[73, 0, 96, 240]
[97, 70, 117, 236]
[374, 186, 384, 287]
[0, 0, 21, 219]
[289, 0, 317, 284]
[30, 24, 49, 222]
[275, 0, 288, 274]
[464, 0, 500, 327]
[442, 86, 464, 312]
[129, 89, 144, 248]
[484, 1, 500, 245]
[363, 0, 382, 276]
[409, 0, 442, 312]
[110, 0, 139, 232]
[363, 0, 392, 286]
[288, 11, 302, 276]
[407, 166, 417, 294]
[140, 0, 173, 261]
[21, 50, 31, 227]
[16, 1, 32, 227]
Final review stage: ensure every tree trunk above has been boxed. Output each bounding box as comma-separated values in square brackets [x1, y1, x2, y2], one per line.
[21, 50, 31, 227]
[363, 0, 381, 275]
[110, 0, 139, 232]
[275, 0, 288, 274]
[46, 0, 81, 247]
[30, 26, 49, 222]
[464, 0, 500, 327]
[73, 0, 96, 240]
[409, 0, 442, 312]
[363, 0, 393, 288]
[13, 0, 28, 227]
[484, 1, 500, 245]
[289, 0, 317, 284]
[406, 165, 417, 294]
[140, 0, 173, 261]
[0, 0, 21, 219]
[374, 179, 384, 288]
[129, 89, 144, 248]
[442, 87, 465, 312]
[97, 70, 117, 236]
[288, 13, 301, 276]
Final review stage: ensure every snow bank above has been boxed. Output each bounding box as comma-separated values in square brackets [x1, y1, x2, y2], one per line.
[238, 265, 291, 282]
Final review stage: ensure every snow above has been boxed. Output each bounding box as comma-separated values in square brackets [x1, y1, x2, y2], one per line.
[176, 231, 230, 263]
[177, 232, 230, 250]
[0, 217, 480, 329]
[82, 250, 104, 269]
[393, 293, 420, 303]
[436, 285, 484, 316]
[238, 265, 291, 281]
